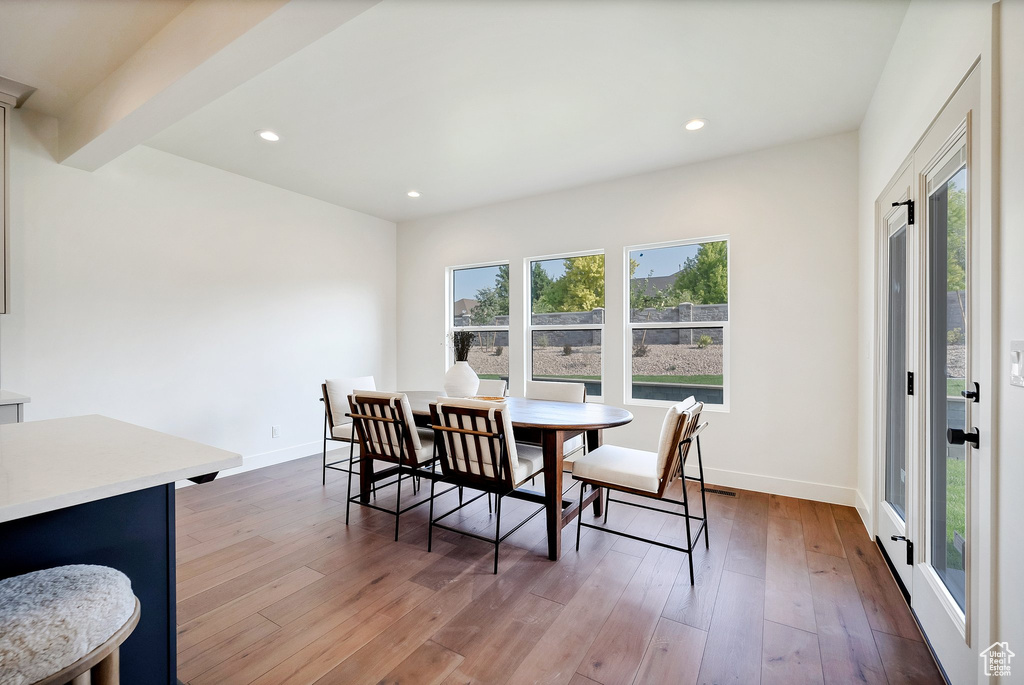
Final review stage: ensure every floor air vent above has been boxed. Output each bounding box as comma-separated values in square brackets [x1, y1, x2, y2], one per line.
[705, 488, 737, 497]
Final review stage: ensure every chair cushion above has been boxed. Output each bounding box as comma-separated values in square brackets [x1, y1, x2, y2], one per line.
[0, 565, 136, 685]
[514, 444, 545, 485]
[413, 429, 436, 465]
[331, 423, 354, 441]
[572, 444, 661, 494]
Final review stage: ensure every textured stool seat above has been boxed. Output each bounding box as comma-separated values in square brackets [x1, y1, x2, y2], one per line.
[0, 565, 137, 685]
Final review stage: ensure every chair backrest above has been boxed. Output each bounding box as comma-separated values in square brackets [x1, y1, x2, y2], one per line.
[348, 390, 421, 465]
[323, 376, 376, 428]
[429, 397, 519, 489]
[524, 380, 586, 403]
[656, 397, 705, 489]
[475, 379, 508, 397]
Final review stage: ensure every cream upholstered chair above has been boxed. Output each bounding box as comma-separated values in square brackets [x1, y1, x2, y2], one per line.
[321, 375, 376, 486]
[475, 378, 508, 397]
[0, 565, 140, 685]
[428, 398, 547, 573]
[524, 380, 587, 466]
[345, 390, 448, 541]
[572, 397, 709, 585]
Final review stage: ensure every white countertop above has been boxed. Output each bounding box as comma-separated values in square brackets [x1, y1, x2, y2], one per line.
[0, 390, 30, 406]
[0, 415, 241, 523]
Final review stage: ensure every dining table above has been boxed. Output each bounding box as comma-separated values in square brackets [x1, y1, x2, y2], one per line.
[379, 391, 634, 561]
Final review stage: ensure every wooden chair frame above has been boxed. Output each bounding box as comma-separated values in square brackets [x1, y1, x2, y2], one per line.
[344, 393, 454, 541]
[34, 598, 140, 685]
[573, 409, 710, 585]
[427, 402, 546, 573]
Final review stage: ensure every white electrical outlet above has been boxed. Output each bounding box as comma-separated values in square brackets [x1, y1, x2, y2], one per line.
[272, 425, 281, 438]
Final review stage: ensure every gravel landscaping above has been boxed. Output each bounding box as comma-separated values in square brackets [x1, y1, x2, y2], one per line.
[467, 343, 724, 379]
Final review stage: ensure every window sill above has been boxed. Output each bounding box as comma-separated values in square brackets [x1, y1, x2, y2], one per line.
[625, 398, 730, 413]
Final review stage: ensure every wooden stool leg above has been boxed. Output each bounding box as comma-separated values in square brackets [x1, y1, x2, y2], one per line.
[92, 648, 119, 685]
[71, 672, 91, 685]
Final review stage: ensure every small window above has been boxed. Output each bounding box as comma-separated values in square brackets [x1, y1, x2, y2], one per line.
[627, 239, 729, 407]
[528, 253, 605, 398]
[450, 263, 509, 382]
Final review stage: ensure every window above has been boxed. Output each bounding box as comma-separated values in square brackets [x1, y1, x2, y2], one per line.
[449, 263, 509, 382]
[626, 238, 728, 407]
[528, 252, 605, 398]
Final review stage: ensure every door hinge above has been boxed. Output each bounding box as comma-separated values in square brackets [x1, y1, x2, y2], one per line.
[892, 199, 915, 225]
[891, 535, 914, 565]
[907, 371, 914, 396]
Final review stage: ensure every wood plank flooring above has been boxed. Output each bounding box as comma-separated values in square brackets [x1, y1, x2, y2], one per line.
[174, 455, 943, 684]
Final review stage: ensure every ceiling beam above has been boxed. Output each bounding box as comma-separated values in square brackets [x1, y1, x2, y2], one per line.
[58, 0, 379, 171]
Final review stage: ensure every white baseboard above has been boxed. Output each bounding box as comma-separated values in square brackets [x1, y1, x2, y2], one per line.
[176, 440, 330, 488]
[856, 490, 873, 534]
[683, 463, 858, 506]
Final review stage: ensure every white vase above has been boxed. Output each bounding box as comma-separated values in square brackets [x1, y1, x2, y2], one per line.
[444, 361, 480, 398]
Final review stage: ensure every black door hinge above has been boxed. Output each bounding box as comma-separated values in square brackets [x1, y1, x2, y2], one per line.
[907, 371, 914, 396]
[891, 535, 914, 565]
[892, 199, 915, 225]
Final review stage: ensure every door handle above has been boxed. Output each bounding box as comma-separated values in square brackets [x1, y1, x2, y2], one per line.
[890, 535, 914, 565]
[961, 381, 980, 403]
[947, 427, 980, 448]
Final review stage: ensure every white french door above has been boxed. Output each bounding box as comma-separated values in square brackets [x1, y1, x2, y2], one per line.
[875, 67, 988, 683]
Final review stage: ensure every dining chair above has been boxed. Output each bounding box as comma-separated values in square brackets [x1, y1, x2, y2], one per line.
[321, 375, 376, 486]
[524, 380, 587, 464]
[475, 378, 508, 397]
[571, 397, 709, 585]
[427, 397, 547, 573]
[346, 390, 448, 540]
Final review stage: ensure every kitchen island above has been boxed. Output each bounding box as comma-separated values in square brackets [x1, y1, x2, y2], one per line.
[0, 415, 241, 684]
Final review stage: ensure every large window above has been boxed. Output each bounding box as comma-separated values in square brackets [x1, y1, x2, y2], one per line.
[450, 263, 509, 382]
[528, 252, 605, 398]
[626, 238, 728, 407]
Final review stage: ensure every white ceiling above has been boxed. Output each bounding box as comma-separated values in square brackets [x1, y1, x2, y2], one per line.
[0, 0, 193, 116]
[19, 0, 907, 224]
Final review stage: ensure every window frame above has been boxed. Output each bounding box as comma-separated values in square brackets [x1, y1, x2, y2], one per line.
[446, 260, 511, 380]
[622, 236, 731, 411]
[526, 249, 606, 402]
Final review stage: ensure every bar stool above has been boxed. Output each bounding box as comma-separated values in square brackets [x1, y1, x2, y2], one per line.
[0, 565, 140, 685]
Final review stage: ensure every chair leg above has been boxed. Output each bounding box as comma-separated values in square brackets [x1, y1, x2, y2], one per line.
[488, 493, 492, 514]
[575, 483, 584, 551]
[493, 494, 502, 574]
[322, 428, 328, 486]
[697, 435, 709, 548]
[92, 647, 119, 685]
[345, 447, 355, 525]
[428, 476, 436, 553]
[458, 486, 464, 506]
[682, 474, 695, 585]
[394, 469, 403, 541]
[603, 489, 611, 524]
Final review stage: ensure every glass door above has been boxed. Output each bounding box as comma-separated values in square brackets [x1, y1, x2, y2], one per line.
[909, 67, 983, 685]
[877, 167, 915, 593]
[927, 141, 969, 612]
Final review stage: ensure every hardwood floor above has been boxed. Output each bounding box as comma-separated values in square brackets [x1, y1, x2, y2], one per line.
[174, 455, 943, 684]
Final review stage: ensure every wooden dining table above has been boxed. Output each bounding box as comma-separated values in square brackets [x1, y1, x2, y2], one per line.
[392, 391, 633, 561]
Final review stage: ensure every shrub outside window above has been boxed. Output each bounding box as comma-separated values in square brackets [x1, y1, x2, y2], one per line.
[627, 238, 729, 408]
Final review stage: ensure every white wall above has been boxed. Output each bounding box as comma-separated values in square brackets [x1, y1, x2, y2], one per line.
[0, 110, 397, 471]
[997, 0, 1024, 668]
[397, 132, 860, 504]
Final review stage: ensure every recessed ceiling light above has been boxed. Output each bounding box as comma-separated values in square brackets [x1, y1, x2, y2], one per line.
[685, 119, 707, 131]
[256, 129, 280, 142]
[407, 190, 421, 198]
